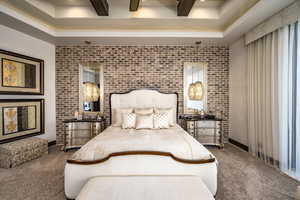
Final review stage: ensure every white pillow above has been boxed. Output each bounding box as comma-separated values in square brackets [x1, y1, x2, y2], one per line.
[134, 108, 154, 115]
[154, 108, 175, 126]
[153, 113, 170, 129]
[122, 113, 136, 129]
[135, 114, 154, 129]
[112, 108, 133, 126]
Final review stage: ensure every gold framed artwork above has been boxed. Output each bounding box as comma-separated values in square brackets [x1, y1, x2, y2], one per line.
[0, 49, 44, 95]
[0, 99, 45, 144]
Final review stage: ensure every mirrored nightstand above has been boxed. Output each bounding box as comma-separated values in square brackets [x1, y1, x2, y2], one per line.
[62, 118, 106, 151]
[179, 114, 224, 148]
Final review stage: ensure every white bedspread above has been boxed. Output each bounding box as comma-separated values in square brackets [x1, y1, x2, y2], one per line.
[71, 125, 213, 161]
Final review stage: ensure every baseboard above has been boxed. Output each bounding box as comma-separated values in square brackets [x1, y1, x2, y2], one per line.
[228, 138, 249, 152]
[48, 140, 56, 147]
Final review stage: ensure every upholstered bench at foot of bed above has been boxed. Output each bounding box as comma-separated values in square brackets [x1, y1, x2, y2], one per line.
[75, 175, 215, 200]
[0, 137, 48, 168]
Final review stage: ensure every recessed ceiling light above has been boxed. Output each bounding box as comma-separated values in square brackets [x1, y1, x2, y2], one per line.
[200, 0, 206, 2]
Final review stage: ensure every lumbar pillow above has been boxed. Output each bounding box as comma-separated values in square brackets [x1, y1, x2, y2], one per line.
[135, 114, 154, 129]
[134, 108, 154, 115]
[122, 113, 136, 129]
[112, 108, 133, 127]
[154, 108, 175, 126]
[153, 113, 170, 129]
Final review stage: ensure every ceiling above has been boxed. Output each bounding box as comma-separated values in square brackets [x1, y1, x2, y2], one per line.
[2, 0, 255, 30]
[43, 0, 224, 7]
[0, 0, 296, 45]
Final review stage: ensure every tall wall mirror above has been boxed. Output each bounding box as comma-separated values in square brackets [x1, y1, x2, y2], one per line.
[79, 62, 104, 114]
[183, 62, 208, 114]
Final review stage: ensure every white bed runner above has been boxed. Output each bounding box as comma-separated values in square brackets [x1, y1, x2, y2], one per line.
[76, 176, 215, 200]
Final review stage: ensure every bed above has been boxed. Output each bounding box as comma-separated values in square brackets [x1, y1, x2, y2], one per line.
[64, 89, 218, 199]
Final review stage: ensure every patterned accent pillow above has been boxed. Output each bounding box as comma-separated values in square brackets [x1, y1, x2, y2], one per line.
[135, 114, 154, 129]
[122, 113, 136, 129]
[112, 108, 133, 127]
[153, 113, 170, 129]
[154, 108, 175, 126]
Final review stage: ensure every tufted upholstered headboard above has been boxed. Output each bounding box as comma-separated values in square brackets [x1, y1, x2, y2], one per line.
[109, 89, 178, 124]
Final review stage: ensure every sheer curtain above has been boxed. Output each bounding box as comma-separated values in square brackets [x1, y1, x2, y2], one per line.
[278, 21, 300, 180]
[247, 30, 280, 166]
[247, 20, 300, 180]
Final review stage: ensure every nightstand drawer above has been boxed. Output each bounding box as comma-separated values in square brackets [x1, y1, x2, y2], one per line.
[66, 122, 91, 129]
[197, 135, 222, 145]
[197, 129, 220, 136]
[187, 121, 220, 128]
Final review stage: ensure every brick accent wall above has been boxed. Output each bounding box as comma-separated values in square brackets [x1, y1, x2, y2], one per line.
[56, 46, 229, 145]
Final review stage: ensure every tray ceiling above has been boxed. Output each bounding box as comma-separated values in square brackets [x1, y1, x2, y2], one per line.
[1, 0, 257, 31]
[0, 0, 296, 45]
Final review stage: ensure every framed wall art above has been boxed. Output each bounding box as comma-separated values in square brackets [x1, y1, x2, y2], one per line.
[0, 99, 45, 144]
[0, 49, 44, 95]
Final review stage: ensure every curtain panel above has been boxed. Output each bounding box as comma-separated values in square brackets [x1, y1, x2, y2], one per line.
[247, 21, 300, 180]
[278, 21, 300, 180]
[247, 31, 280, 166]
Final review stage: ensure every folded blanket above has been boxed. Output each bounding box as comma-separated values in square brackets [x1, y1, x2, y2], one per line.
[71, 125, 214, 163]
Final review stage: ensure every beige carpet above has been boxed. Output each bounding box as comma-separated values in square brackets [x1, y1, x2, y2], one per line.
[0, 144, 298, 200]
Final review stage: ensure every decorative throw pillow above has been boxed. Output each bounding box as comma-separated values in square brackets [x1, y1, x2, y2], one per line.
[112, 108, 133, 127]
[135, 114, 154, 129]
[153, 113, 170, 129]
[154, 108, 175, 126]
[134, 108, 154, 115]
[122, 113, 136, 129]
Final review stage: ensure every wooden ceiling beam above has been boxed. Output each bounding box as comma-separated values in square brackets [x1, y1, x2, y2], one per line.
[130, 0, 141, 12]
[90, 0, 109, 16]
[177, 0, 197, 16]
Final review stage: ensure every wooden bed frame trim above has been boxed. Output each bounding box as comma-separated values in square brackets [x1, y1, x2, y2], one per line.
[67, 151, 215, 165]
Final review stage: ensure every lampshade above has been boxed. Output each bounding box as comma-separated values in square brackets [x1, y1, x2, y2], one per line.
[188, 81, 204, 100]
[83, 82, 100, 102]
[188, 83, 196, 100]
